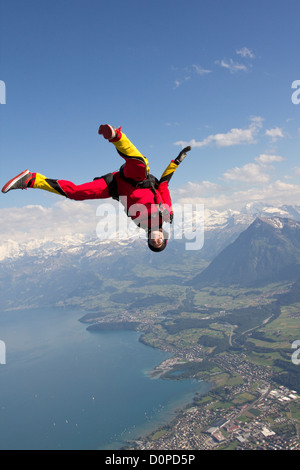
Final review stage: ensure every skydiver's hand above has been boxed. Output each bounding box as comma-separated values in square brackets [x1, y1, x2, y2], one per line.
[174, 146, 192, 165]
[158, 204, 173, 224]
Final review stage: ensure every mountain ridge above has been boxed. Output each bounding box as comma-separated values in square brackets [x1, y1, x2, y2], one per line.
[1, 204, 300, 310]
[1, 203, 300, 262]
[191, 216, 300, 288]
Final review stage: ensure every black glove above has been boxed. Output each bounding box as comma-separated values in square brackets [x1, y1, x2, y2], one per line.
[158, 204, 173, 224]
[174, 146, 192, 165]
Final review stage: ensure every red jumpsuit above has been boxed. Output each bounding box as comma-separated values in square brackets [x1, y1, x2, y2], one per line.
[30, 129, 179, 232]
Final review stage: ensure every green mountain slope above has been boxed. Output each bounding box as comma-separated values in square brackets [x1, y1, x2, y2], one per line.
[192, 217, 300, 287]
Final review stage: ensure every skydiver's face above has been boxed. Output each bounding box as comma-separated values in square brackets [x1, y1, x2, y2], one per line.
[149, 230, 164, 248]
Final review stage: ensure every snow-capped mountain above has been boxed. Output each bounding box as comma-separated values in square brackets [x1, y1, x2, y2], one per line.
[192, 216, 300, 287]
[1, 203, 300, 311]
[1, 203, 300, 262]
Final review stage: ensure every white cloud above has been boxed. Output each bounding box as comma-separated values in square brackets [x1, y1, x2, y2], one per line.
[255, 154, 285, 164]
[222, 151, 284, 184]
[0, 199, 103, 246]
[173, 76, 191, 89]
[216, 47, 255, 74]
[175, 116, 263, 148]
[2, 176, 300, 252]
[216, 58, 248, 73]
[173, 145, 294, 211]
[231, 180, 300, 209]
[191, 64, 212, 75]
[0, 197, 148, 256]
[165, 121, 180, 127]
[173, 63, 211, 89]
[175, 180, 224, 197]
[174, 179, 300, 211]
[265, 127, 284, 141]
[236, 47, 255, 59]
[223, 163, 270, 183]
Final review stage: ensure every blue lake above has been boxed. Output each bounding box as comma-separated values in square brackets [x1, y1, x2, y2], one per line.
[0, 308, 209, 450]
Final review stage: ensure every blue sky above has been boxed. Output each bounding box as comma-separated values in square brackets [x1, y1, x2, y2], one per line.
[1, 0, 300, 221]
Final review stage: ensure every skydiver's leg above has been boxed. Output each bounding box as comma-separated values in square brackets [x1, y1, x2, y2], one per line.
[32, 173, 111, 200]
[99, 125, 150, 182]
[1, 170, 111, 200]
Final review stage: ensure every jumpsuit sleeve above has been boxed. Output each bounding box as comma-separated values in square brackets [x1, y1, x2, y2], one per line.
[156, 159, 180, 224]
[156, 181, 173, 223]
[111, 131, 150, 176]
[159, 160, 179, 184]
[159, 147, 191, 184]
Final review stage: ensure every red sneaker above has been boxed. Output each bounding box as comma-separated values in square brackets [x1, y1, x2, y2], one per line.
[1, 170, 33, 193]
[98, 124, 121, 141]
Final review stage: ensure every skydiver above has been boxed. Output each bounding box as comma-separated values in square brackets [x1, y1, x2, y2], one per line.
[1, 124, 191, 252]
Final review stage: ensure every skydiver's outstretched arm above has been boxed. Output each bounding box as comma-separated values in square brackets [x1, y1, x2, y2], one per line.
[155, 146, 192, 225]
[159, 146, 192, 184]
[98, 124, 150, 181]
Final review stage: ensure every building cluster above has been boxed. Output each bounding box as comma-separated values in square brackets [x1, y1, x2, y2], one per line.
[131, 352, 299, 451]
